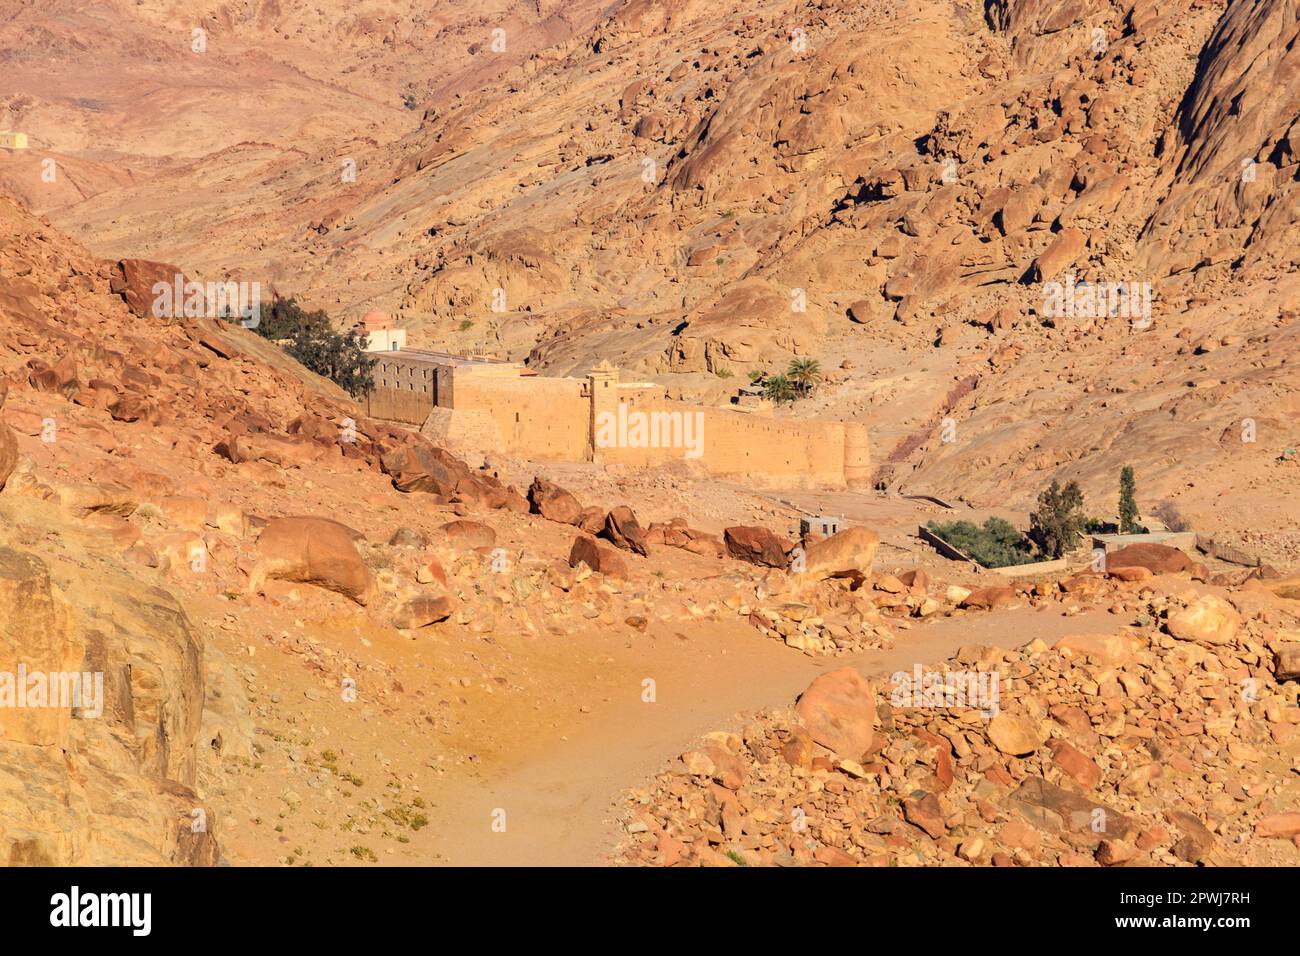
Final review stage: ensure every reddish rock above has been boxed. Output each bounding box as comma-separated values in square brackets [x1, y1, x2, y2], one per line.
[251, 516, 377, 605]
[1105, 542, 1196, 575]
[112, 258, 188, 317]
[794, 668, 877, 761]
[391, 595, 454, 629]
[1049, 739, 1103, 789]
[569, 534, 629, 578]
[724, 525, 791, 568]
[440, 520, 497, 551]
[601, 505, 649, 556]
[960, 586, 1019, 609]
[1274, 645, 1300, 681]
[527, 477, 583, 524]
[1255, 813, 1300, 839]
[576, 507, 606, 534]
[0, 386, 16, 493]
[1031, 226, 1087, 281]
[902, 791, 946, 839]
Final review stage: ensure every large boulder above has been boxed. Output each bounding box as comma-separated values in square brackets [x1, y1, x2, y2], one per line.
[601, 505, 649, 556]
[794, 668, 877, 761]
[800, 527, 880, 585]
[1105, 542, 1196, 575]
[1275, 644, 1300, 682]
[724, 526, 792, 568]
[569, 535, 628, 578]
[250, 516, 376, 605]
[1166, 595, 1240, 646]
[527, 477, 583, 524]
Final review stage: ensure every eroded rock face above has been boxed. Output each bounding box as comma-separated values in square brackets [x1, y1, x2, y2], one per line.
[0, 544, 219, 865]
[0, 384, 17, 492]
[250, 516, 377, 605]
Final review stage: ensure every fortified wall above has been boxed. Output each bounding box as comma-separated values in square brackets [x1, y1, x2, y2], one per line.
[366, 353, 869, 489]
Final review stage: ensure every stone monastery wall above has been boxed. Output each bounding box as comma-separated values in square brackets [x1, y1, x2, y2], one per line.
[368, 354, 869, 489]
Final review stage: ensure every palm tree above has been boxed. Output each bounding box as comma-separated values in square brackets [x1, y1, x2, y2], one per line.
[787, 357, 822, 398]
[764, 374, 797, 405]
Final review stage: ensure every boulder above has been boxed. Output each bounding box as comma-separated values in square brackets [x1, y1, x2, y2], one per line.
[652, 518, 723, 558]
[1030, 226, 1086, 282]
[1105, 542, 1195, 575]
[111, 258, 187, 318]
[1049, 739, 1102, 789]
[960, 586, 1020, 610]
[439, 520, 497, 551]
[576, 507, 606, 534]
[528, 477, 583, 524]
[1272, 644, 1300, 681]
[250, 516, 377, 605]
[794, 668, 877, 761]
[1166, 595, 1240, 646]
[987, 712, 1047, 756]
[800, 527, 880, 586]
[601, 505, 649, 556]
[724, 526, 792, 568]
[569, 534, 628, 578]
[391, 595, 454, 629]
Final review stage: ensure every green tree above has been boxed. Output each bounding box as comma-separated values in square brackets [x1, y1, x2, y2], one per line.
[787, 357, 822, 398]
[1118, 465, 1139, 533]
[247, 297, 376, 397]
[1028, 479, 1087, 559]
[763, 374, 796, 405]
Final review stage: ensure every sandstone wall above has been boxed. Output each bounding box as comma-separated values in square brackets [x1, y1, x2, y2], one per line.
[373, 357, 870, 488]
[593, 390, 869, 489]
[449, 373, 590, 461]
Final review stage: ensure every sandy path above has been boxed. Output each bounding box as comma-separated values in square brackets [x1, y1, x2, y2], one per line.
[422, 604, 1120, 866]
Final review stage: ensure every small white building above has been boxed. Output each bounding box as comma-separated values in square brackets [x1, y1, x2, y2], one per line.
[801, 515, 843, 538]
[358, 308, 406, 352]
[0, 132, 28, 150]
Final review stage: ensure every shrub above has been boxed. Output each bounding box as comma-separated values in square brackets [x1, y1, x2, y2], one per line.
[1151, 499, 1191, 532]
[927, 517, 1035, 568]
[1028, 479, 1087, 559]
[763, 374, 796, 405]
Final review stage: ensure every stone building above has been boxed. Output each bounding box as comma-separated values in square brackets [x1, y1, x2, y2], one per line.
[364, 351, 870, 489]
